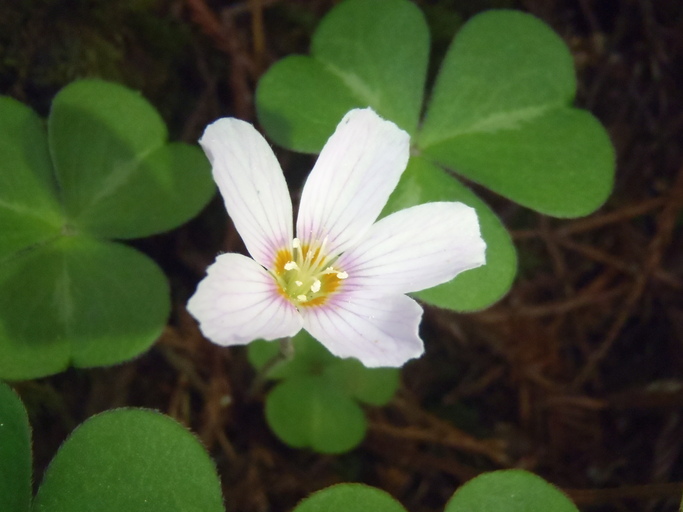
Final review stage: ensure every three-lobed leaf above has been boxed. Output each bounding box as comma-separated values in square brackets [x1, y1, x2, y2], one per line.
[0, 79, 214, 379]
[250, 331, 399, 452]
[256, 1, 615, 311]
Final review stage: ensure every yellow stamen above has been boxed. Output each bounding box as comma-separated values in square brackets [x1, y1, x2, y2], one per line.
[271, 238, 347, 308]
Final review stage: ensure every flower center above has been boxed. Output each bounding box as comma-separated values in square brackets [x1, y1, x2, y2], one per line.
[272, 238, 347, 308]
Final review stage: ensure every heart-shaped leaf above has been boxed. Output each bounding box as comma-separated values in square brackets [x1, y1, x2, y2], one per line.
[419, 10, 614, 217]
[256, 0, 428, 151]
[0, 382, 31, 512]
[0, 236, 169, 380]
[49, 79, 214, 238]
[265, 375, 366, 454]
[292, 483, 407, 512]
[33, 409, 225, 512]
[444, 470, 578, 512]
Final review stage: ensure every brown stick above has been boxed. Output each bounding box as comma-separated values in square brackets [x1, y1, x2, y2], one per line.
[572, 166, 683, 388]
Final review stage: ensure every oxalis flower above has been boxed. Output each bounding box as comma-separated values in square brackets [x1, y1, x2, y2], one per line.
[188, 108, 486, 367]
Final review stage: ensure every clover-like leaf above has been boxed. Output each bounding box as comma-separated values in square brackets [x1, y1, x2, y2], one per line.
[383, 156, 516, 311]
[0, 382, 31, 512]
[419, 10, 615, 217]
[256, 0, 428, 151]
[255, 3, 616, 312]
[0, 80, 214, 379]
[444, 470, 578, 512]
[250, 331, 399, 452]
[292, 483, 407, 512]
[265, 375, 366, 454]
[33, 409, 225, 512]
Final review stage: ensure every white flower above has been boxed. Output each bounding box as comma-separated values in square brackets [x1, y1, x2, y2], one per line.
[187, 108, 486, 367]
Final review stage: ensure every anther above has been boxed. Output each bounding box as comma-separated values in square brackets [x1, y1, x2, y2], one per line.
[336, 271, 348, 279]
[284, 261, 299, 271]
[311, 279, 321, 293]
[292, 238, 301, 249]
[297, 294, 308, 302]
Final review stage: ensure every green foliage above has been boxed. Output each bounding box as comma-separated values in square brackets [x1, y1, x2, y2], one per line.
[49, 80, 214, 238]
[324, 358, 399, 406]
[0, 237, 170, 377]
[249, 330, 336, 379]
[0, 79, 214, 380]
[444, 470, 578, 512]
[33, 409, 224, 512]
[292, 483, 407, 512]
[383, 157, 516, 310]
[249, 331, 400, 453]
[291, 471, 580, 512]
[256, 0, 428, 151]
[266, 375, 367, 454]
[0, 383, 225, 512]
[0, 382, 32, 512]
[419, 10, 614, 217]
[0, 96, 63, 261]
[255, 0, 615, 312]
[0, 381, 586, 511]
[293, 470, 578, 512]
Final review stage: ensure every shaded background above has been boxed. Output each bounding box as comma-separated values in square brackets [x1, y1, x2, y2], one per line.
[1, 0, 682, 510]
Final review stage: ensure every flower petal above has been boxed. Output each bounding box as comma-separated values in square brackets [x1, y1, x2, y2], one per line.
[200, 118, 293, 268]
[301, 292, 424, 367]
[337, 202, 486, 295]
[296, 108, 410, 256]
[187, 253, 303, 345]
